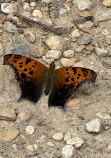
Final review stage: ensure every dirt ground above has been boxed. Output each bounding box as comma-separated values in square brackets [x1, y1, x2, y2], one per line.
[0, 0, 111, 158]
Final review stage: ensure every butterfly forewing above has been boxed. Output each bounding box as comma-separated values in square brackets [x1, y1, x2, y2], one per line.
[4, 54, 48, 103]
[48, 67, 97, 108]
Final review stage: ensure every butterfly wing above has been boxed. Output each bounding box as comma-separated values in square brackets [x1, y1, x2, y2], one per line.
[48, 67, 97, 108]
[3, 54, 48, 103]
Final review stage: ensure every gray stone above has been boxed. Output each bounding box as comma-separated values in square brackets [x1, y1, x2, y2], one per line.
[77, 35, 92, 45]
[0, 129, 19, 142]
[24, 31, 36, 43]
[86, 118, 101, 133]
[74, 0, 93, 11]
[83, 21, 94, 29]
[0, 106, 16, 121]
[11, 36, 30, 57]
[95, 47, 108, 57]
[62, 145, 75, 158]
[3, 21, 17, 33]
[73, 43, 85, 53]
[94, 8, 111, 22]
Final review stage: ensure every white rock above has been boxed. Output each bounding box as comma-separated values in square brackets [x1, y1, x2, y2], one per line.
[47, 141, 55, 146]
[71, 29, 80, 38]
[32, 9, 42, 18]
[59, 8, 67, 15]
[108, 143, 111, 153]
[62, 145, 75, 158]
[0, 106, 16, 121]
[23, 3, 31, 11]
[45, 35, 65, 50]
[64, 133, 72, 142]
[26, 145, 34, 152]
[0, 44, 4, 56]
[1, 3, 17, 14]
[25, 126, 35, 135]
[67, 137, 84, 148]
[102, 0, 111, 7]
[24, 31, 36, 43]
[95, 47, 108, 57]
[52, 132, 64, 141]
[63, 50, 74, 58]
[17, 111, 33, 123]
[74, 0, 93, 11]
[3, 21, 17, 33]
[0, 129, 19, 142]
[61, 58, 80, 67]
[86, 118, 101, 133]
[30, 2, 36, 7]
[45, 50, 62, 59]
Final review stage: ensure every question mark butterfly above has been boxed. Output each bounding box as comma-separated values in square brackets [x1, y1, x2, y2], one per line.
[3, 54, 97, 109]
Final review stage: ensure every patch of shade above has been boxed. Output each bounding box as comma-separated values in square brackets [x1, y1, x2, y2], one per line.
[21, 73, 26, 79]
[14, 55, 22, 59]
[72, 68, 76, 74]
[66, 78, 69, 82]
[25, 58, 31, 65]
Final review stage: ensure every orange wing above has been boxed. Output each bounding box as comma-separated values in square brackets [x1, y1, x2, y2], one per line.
[48, 67, 97, 108]
[3, 54, 48, 103]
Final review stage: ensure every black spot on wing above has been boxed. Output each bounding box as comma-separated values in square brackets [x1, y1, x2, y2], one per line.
[14, 55, 22, 59]
[35, 62, 37, 65]
[66, 69, 68, 71]
[71, 78, 74, 81]
[66, 78, 69, 82]
[25, 58, 31, 65]
[20, 65, 22, 68]
[77, 76, 79, 79]
[21, 73, 26, 79]
[78, 73, 81, 76]
[72, 68, 76, 74]
[24, 68, 27, 72]
[33, 65, 35, 67]
[29, 71, 33, 75]
[19, 62, 23, 64]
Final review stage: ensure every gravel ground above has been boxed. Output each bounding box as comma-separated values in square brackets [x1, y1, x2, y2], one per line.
[0, 0, 111, 158]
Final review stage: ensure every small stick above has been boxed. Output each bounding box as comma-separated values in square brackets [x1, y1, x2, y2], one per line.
[14, 12, 67, 35]
[73, 20, 90, 34]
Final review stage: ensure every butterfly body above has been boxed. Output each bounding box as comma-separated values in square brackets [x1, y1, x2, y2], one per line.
[3, 54, 97, 109]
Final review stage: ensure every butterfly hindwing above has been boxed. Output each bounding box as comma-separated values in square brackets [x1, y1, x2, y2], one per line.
[3, 54, 48, 103]
[48, 67, 97, 108]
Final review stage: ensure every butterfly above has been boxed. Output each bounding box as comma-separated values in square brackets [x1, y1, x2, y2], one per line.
[3, 54, 97, 109]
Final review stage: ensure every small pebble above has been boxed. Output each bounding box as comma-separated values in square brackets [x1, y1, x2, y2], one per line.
[95, 47, 108, 57]
[83, 21, 94, 29]
[102, 0, 111, 7]
[23, 3, 31, 11]
[24, 31, 36, 43]
[77, 35, 91, 45]
[45, 50, 62, 59]
[64, 133, 72, 142]
[67, 98, 81, 110]
[63, 50, 74, 58]
[52, 132, 64, 142]
[45, 35, 65, 50]
[86, 118, 102, 133]
[30, 2, 36, 7]
[59, 8, 67, 15]
[71, 29, 80, 38]
[25, 125, 35, 135]
[108, 143, 111, 153]
[32, 10, 42, 18]
[75, 0, 93, 11]
[0, 129, 19, 142]
[42, 56, 54, 64]
[66, 137, 84, 148]
[61, 58, 80, 67]
[16, 110, 33, 123]
[0, 44, 4, 56]
[47, 141, 55, 146]
[3, 21, 17, 33]
[35, 46, 45, 57]
[73, 43, 85, 53]
[62, 145, 75, 158]
[1, 3, 17, 14]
